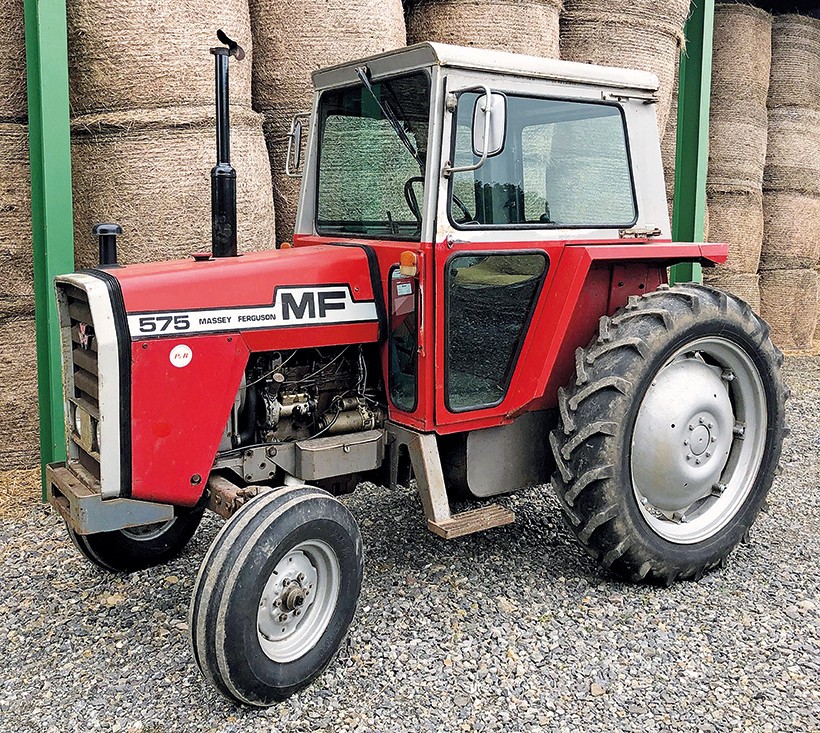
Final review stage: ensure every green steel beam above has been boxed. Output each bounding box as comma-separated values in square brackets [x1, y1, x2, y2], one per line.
[670, 0, 715, 284]
[24, 0, 74, 495]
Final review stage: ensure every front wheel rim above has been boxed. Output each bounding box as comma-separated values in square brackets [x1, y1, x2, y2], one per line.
[630, 336, 768, 544]
[256, 539, 341, 663]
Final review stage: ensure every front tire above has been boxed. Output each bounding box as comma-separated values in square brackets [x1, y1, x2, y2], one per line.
[68, 503, 205, 572]
[189, 487, 363, 706]
[550, 284, 787, 585]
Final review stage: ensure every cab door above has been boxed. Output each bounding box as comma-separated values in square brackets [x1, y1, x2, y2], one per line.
[432, 73, 639, 431]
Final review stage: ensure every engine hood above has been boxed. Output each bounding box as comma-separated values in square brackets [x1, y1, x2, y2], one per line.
[103, 244, 384, 343]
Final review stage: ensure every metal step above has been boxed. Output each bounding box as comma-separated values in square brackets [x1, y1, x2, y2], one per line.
[427, 504, 515, 540]
[388, 423, 517, 539]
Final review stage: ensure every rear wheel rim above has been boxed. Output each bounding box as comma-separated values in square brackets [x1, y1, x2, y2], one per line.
[256, 539, 341, 663]
[630, 336, 767, 544]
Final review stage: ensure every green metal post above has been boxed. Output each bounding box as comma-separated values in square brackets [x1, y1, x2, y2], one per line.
[670, 0, 714, 284]
[24, 0, 74, 495]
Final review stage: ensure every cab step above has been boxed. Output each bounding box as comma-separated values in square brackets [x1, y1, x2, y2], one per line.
[427, 504, 515, 539]
[388, 423, 515, 539]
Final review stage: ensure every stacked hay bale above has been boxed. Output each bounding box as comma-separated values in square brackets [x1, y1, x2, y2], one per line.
[702, 4, 772, 313]
[250, 0, 406, 244]
[759, 14, 820, 349]
[560, 0, 690, 138]
[67, 0, 276, 267]
[661, 71, 679, 228]
[406, 0, 562, 58]
[0, 0, 37, 472]
[0, 125, 38, 471]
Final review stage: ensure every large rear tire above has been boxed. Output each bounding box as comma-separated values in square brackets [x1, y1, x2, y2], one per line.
[549, 284, 787, 585]
[67, 503, 205, 572]
[189, 486, 363, 706]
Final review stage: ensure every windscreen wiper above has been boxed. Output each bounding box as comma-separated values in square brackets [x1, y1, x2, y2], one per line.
[356, 66, 423, 169]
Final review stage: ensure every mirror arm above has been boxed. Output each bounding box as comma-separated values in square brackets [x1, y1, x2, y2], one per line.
[442, 85, 493, 177]
[285, 113, 310, 178]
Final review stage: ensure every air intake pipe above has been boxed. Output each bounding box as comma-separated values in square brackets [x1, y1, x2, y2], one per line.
[210, 29, 245, 258]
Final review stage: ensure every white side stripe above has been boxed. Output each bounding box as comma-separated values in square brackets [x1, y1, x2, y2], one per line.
[127, 286, 379, 338]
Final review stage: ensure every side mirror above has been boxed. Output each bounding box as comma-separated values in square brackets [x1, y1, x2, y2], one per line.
[443, 86, 506, 177]
[285, 113, 309, 178]
[472, 92, 506, 158]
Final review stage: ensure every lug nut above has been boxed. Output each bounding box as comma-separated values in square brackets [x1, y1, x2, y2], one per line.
[279, 614, 288, 622]
[695, 458, 701, 465]
[684, 439, 690, 446]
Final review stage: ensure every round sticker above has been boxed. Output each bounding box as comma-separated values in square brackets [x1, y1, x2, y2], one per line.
[169, 344, 193, 368]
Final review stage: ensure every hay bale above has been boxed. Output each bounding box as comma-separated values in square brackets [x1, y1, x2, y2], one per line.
[704, 187, 763, 273]
[71, 106, 275, 268]
[707, 5, 771, 194]
[67, 0, 253, 115]
[406, 0, 562, 57]
[760, 191, 820, 271]
[0, 123, 32, 313]
[0, 468, 41, 520]
[661, 68, 678, 224]
[560, 0, 690, 136]
[0, 0, 27, 121]
[703, 271, 760, 313]
[249, 0, 406, 243]
[764, 107, 820, 196]
[759, 268, 818, 350]
[0, 310, 39, 470]
[768, 14, 820, 110]
[712, 4, 772, 112]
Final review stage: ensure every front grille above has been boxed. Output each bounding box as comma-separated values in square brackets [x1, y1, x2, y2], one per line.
[62, 284, 101, 481]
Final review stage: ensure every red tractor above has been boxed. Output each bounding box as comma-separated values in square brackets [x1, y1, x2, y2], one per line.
[48, 34, 786, 706]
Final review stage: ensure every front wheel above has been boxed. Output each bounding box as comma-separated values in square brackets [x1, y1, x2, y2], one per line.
[550, 284, 787, 585]
[189, 486, 363, 706]
[68, 503, 205, 572]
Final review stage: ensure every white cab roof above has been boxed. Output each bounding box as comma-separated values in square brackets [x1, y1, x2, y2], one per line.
[313, 42, 659, 94]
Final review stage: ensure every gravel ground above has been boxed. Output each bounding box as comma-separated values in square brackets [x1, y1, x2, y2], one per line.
[0, 356, 818, 733]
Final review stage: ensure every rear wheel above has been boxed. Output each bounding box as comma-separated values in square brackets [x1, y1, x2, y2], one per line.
[549, 284, 787, 585]
[189, 486, 363, 706]
[68, 503, 205, 572]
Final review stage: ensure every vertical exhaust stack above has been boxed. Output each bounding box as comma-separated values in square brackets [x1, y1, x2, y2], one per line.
[210, 30, 245, 258]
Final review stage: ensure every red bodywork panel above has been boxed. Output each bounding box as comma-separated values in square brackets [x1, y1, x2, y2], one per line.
[105, 235, 726, 505]
[111, 247, 382, 505]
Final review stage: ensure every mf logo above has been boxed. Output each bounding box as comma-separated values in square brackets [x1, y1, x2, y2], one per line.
[280, 289, 346, 321]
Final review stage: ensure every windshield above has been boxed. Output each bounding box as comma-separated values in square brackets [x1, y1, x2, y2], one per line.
[316, 71, 431, 241]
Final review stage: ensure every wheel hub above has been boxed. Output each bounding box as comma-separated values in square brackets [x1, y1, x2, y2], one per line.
[256, 539, 341, 664]
[257, 550, 318, 644]
[632, 355, 734, 515]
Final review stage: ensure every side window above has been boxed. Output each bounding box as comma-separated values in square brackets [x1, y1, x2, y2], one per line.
[446, 253, 547, 410]
[389, 269, 418, 411]
[449, 94, 636, 228]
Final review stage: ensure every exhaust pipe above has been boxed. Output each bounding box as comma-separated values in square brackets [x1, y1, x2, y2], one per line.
[210, 30, 245, 258]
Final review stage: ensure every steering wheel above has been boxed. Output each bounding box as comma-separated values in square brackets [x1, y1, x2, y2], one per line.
[451, 193, 476, 224]
[404, 177, 424, 225]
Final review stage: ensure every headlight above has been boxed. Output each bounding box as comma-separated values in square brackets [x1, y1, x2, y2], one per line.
[73, 405, 83, 437]
[95, 420, 102, 452]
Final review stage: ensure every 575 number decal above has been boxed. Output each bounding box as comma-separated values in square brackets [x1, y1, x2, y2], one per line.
[137, 314, 191, 334]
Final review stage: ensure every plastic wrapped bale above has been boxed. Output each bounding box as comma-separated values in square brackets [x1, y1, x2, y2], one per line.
[0, 123, 32, 312]
[768, 14, 820, 110]
[560, 0, 690, 137]
[67, 0, 253, 114]
[702, 271, 760, 313]
[249, 0, 406, 243]
[71, 106, 275, 268]
[406, 0, 562, 58]
[759, 268, 819, 350]
[704, 187, 763, 274]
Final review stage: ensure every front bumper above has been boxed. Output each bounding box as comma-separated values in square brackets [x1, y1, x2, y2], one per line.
[47, 462, 174, 535]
